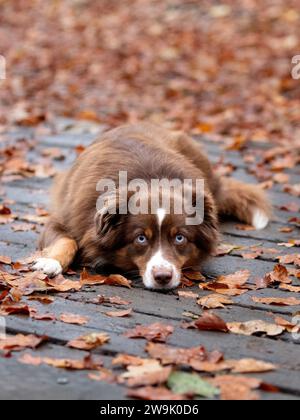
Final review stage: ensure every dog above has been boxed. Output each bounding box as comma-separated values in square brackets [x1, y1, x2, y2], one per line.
[33, 123, 271, 290]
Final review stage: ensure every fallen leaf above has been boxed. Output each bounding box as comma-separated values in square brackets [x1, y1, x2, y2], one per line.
[145, 342, 223, 367]
[277, 254, 300, 266]
[167, 371, 219, 398]
[120, 359, 172, 387]
[0, 334, 46, 352]
[227, 320, 285, 337]
[93, 295, 131, 305]
[46, 275, 81, 292]
[252, 296, 300, 306]
[0, 256, 12, 265]
[0, 302, 31, 316]
[28, 295, 54, 304]
[18, 353, 42, 366]
[20, 354, 103, 370]
[192, 312, 229, 333]
[279, 283, 300, 293]
[80, 269, 106, 286]
[105, 274, 132, 288]
[88, 369, 116, 383]
[67, 332, 110, 350]
[197, 294, 233, 309]
[215, 243, 242, 256]
[216, 270, 251, 288]
[105, 308, 132, 317]
[112, 354, 147, 367]
[183, 271, 206, 282]
[124, 322, 174, 342]
[178, 291, 198, 299]
[209, 376, 261, 400]
[59, 313, 89, 325]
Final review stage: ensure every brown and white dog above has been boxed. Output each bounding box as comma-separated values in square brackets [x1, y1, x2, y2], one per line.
[33, 123, 271, 290]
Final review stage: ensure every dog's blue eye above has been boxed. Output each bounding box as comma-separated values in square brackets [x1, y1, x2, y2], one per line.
[175, 234, 186, 245]
[136, 235, 147, 245]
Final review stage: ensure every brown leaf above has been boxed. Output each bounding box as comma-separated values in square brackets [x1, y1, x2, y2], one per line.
[46, 275, 82, 292]
[80, 269, 106, 286]
[94, 295, 131, 305]
[216, 270, 251, 288]
[227, 320, 285, 337]
[252, 296, 300, 306]
[279, 283, 300, 293]
[19, 353, 42, 366]
[0, 334, 46, 352]
[67, 332, 110, 350]
[28, 295, 54, 304]
[145, 342, 223, 367]
[197, 294, 233, 309]
[112, 354, 147, 367]
[119, 359, 172, 387]
[20, 354, 103, 370]
[192, 312, 229, 333]
[0, 301, 31, 316]
[215, 243, 242, 256]
[209, 376, 261, 400]
[59, 313, 89, 325]
[0, 256, 12, 265]
[104, 274, 132, 288]
[178, 290, 198, 299]
[105, 308, 132, 317]
[183, 271, 206, 282]
[124, 322, 174, 342]
[88, 369, 116, 383]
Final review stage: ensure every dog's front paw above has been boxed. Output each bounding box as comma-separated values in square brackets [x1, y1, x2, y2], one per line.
[32, 258, 63, 277]
[252, 209, 270, 230]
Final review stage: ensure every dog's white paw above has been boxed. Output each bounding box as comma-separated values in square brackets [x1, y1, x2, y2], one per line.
[252, 209, 269, 230]
[32, 258, 62, 277]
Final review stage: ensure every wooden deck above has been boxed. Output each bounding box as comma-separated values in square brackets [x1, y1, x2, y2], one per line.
[0, 118, 300, 400]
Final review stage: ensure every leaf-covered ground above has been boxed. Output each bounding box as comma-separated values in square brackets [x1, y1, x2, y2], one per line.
[0, 0, 300, 401]
[0, 0, 300, 143]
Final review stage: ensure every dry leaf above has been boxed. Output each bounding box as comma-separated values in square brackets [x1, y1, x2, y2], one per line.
[67, 332, 110, 350]
[0, 256, 12, 265]
[209, 375, 261, 400]
[124, 322, 174, 342]
[178, 291, 198, 299]
[252, 296, 300, 306]
[0, 334, 46, 352]
[197, 294, 233, 309]
[227, 320, 285, 337]
[105, 308, 132, 317]
[186, 312, 229, 333]
[59, 313, 89, 325]
[46, 275, 81, 292]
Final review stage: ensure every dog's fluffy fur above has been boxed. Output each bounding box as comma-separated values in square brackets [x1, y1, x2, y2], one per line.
[34, 123, 271, 289]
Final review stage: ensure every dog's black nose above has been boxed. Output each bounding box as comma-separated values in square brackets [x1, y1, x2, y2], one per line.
[152, 268, 173, 285]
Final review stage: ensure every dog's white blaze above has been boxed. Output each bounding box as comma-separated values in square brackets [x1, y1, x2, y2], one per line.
[157, 208, 166, 228]
[143, 249, 180, 289]
[32, 258, 63, 277]
[252, 209, 269, 230]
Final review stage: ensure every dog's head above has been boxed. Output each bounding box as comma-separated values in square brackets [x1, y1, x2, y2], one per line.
[94, 187, 219, 290]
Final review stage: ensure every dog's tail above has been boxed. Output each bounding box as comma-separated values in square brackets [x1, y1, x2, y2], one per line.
[215, 177, 272, 230]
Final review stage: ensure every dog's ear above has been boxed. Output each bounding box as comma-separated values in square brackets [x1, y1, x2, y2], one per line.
[95, 189, 128, 237]
[194, 190, 219, 255]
